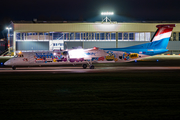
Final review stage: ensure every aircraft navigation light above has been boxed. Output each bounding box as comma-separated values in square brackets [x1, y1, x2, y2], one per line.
[18, 51, 22, 54]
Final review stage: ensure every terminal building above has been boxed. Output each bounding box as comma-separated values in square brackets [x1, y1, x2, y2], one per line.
[6, 20, 180, 55]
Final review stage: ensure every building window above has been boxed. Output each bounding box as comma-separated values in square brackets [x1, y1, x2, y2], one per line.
[64, 33, 69, 40]
[123, 33, 128, 40]
[81, 33, 85, 40]
[70, 33, 74, 40]
[145, 32, 150, 41]
[75, 33, 80, 40]
[32, 33, 38, 40]
[100, 33, 105, 40]
[173, 32, 176, 41]
[27, 33, 32, 40]
[129, 33, 134, 40]
[16, 33, 20, 40]
[118, 33, 122, 40]
[111, 33, 115, 40]
[135, 33, 139, 41]
[96, 33, 100, 40]
[49, 33, 53, 40]
[88, 33, 92, 40]
[94, 33, 97, 40]
[39, 33, 44, 40]
[53, 32, 63, 40]
[139, 33, 144, 41]
[106, 33, 110, 40]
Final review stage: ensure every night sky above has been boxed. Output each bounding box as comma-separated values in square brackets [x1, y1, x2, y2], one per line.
[0, 0, 180, 38]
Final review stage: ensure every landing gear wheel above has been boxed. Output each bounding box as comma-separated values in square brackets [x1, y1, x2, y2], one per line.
[89, 65, 94, 69]
[12, 66, 16, 70]
[82, 64, 87, 69]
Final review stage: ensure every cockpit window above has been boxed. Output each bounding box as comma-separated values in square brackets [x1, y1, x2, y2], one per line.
[14, 54, 24, 58]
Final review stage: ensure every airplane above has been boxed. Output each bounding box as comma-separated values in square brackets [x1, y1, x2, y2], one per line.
[4, 24, 175, 70]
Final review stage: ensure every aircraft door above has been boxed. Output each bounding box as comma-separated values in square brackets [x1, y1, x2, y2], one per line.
[28, 53, 35, 64]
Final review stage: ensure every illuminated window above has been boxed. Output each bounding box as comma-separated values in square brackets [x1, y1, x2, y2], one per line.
[118, 33, 122, 40]
[32, 33, 38, 40]
[129, 33, 134, 40]
[49, 33, 53, 40]
[39, 33, 44, 40]
[135, 33, 139, 41]
[27, 33, 32, 40]
[44, 33, 49, 40]
[140, 33, 144, 41]
[123, 33, 128, 40]
[145, 32, 150, 41]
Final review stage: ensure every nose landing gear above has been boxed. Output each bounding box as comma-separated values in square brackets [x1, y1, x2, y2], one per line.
[12, 66, 16, 70]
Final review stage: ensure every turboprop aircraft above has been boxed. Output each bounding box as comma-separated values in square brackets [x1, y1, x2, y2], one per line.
[4, 24, 175, 70]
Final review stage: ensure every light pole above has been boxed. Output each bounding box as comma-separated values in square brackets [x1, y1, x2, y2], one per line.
[6, 27, 12, 54]
[101, 12, 114, 22]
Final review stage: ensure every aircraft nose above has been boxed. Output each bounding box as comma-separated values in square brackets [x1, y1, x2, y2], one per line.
[4, 60, 10, 66]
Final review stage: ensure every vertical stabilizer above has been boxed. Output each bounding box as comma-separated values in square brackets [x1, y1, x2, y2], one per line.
[149, 24, 176, 49]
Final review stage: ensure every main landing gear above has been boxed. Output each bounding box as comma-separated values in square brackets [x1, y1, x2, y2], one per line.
[82, 63, 95, 69]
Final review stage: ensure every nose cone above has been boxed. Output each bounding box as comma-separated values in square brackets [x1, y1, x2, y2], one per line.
[4, 60, 10, 66]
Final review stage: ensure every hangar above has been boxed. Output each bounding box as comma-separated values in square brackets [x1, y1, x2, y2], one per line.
[6, 21, 180, 55]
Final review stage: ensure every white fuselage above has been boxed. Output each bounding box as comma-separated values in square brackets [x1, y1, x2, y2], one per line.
[4, 49, 148, 66]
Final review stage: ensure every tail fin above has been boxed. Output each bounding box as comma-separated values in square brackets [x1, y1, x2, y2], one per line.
[149, 24, 175, 49]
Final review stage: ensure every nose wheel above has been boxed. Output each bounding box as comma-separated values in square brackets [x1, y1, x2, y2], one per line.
[12, 66, 16, 70]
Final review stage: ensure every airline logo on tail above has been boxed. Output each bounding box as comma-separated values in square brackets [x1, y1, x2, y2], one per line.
[151, 24, 176, 42]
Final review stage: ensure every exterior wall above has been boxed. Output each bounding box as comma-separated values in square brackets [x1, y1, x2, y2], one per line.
[16, 41, 49, 51]
[13, 23, 180, 32]
[168, 41, 180, 50]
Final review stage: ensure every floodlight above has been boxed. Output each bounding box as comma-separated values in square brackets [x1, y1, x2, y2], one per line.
[101, 12, 114, 15]
[101, 12, 114, 22]
[6, 27, 12, 30]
